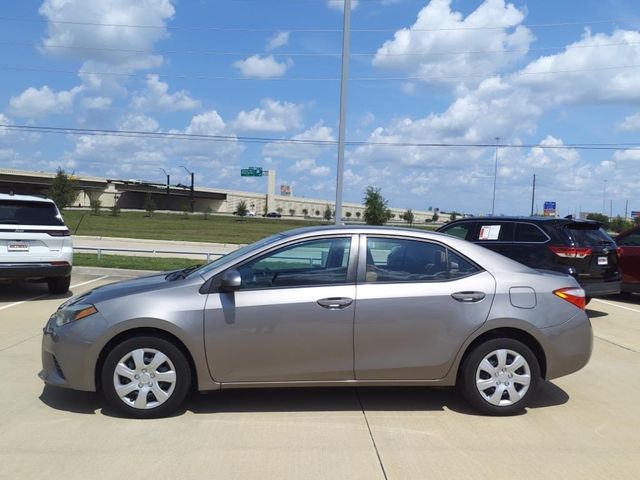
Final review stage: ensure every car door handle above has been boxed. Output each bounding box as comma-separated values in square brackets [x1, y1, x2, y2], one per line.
[451, 291, 486, 303]
[317, 297, 353, 309]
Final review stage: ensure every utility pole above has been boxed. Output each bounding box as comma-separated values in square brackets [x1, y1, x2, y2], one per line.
[334, 0, 351, 225]
[610, 199, 613, 218]
[180, 165, 195, 213]
[602, 180, 607, 215]
[160, 168, 170, 197]
[625, 199, 629, 219]
[530, 173, 536, 216]
[491, 137, 500, 215]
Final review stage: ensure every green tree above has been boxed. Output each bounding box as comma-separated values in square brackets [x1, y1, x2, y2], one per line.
[635, 216, 640, 226]
[289, 208, 296, 217]
[355, 211, 361, 219]
[345, 211, 352, 218]
[432, 212, 439, 223]
[46, 167, 77, 209]
[402, 208, 414, 225]
[110, 202, 121, 217]
[609, 215, 632, 233]
[236, 200, 248, 217]
[315, 209, 320, 216]
[586, 213, 609, 228]
[144, 192, 156, 217]
[302, 208, 309, 217]
[450, 212, 458, 222]
[363, 186, 392, 225]
[90, 199, 101, 216]
[323, 204, 333, 222]
[202, 205, 213, 220]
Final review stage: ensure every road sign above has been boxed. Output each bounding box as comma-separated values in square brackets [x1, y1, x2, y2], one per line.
[632, 211, 640, 218]
[543, 201, 556, 217]
[241, 167, 263, 177]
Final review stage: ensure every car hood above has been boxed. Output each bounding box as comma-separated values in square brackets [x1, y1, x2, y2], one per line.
[79, 271, 183, 304]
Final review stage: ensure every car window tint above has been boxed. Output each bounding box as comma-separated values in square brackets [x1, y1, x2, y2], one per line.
[476, 223, 514, 241]
[618, 233, 640, 246]
[514, 223, 548, 243]
[366, 238, 448, 282]
[0, 200, 64, 226]
[237, 237, 351, 289]
[441, 223, 475, 240]
[567, 225, 614, 246]
[448, 250, 481, 279]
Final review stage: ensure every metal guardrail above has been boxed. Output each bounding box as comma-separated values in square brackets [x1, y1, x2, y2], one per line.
[74, 246, 226, 263]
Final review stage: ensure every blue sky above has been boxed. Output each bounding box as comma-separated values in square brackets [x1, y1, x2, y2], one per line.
[0, 0, 639, 216]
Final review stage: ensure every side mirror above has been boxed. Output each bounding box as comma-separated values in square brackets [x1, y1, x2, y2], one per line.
[220, 269, 242, 292]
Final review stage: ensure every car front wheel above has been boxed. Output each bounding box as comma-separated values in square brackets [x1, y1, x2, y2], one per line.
[458, 338, 540, 416]
[101, 336, 192, 419]
[47, 275, 70, 294]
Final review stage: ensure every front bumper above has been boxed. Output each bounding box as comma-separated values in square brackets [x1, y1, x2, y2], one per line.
[39, 311, 113, 392]
[581, 279, 621, 297]
[541, 310, 593, 380]
[0, 262, 71, 280]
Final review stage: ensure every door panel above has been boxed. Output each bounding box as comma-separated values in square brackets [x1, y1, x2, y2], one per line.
[355, 272, 496, 381]
[204, 286, 356, 382]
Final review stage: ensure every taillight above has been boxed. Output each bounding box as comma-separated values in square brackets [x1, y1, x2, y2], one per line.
[46, 229, 70, 237]
[553, 287, 586, 310]
[549, 246, 592, 259]
[617, 247, 623, 256]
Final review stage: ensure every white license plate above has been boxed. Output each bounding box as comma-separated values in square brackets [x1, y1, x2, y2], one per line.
[597, 256, 608, 266]
[8, 242, 29, 252]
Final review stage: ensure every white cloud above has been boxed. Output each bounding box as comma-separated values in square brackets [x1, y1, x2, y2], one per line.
[81, 96, 112, 110]
[616, 113, 640, 131]
[9, 85, 84, 118]
[183, 111, 226, 135]
[118, 114, 159, 132]
[0, 113, 11, 136]
[373, 0, 533, 87]
[267, 32, 290, 51]
[131, 74, 201, 111]
[327, 0, 359, 11]
[290, 159, 331, 177]
[232, 99, 304, 132]
[263, 122, 335, 159]
[233, 55, 292, 78]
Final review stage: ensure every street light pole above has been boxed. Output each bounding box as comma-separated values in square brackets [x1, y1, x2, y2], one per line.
[530, 173, 536, 216]
[334, 0, 351, 225]
[159, 168, 170, 197]
[180, 165, 195, 213]
[491, 137, 500, 215]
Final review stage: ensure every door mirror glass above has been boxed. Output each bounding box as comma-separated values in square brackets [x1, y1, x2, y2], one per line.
[220, 269, 242, 291]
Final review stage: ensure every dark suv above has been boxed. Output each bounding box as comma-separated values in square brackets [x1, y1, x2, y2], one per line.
[438, 217, 621, 298]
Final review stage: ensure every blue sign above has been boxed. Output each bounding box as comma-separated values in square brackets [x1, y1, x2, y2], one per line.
[544, 201, 556, 210]
[632, 211, 640, 218]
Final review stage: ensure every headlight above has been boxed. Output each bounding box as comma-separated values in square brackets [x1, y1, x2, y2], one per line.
[50, 304, 98, 327]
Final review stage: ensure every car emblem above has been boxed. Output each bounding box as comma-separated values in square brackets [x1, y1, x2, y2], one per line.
[602, 248, 608, 254]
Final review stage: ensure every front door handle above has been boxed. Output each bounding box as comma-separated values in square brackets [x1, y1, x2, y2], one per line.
[451, 291, 486, 303]
[317, 297, 353, 309]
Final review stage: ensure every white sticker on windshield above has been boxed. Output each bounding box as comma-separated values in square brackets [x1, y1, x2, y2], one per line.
[479, 225, 501, 240]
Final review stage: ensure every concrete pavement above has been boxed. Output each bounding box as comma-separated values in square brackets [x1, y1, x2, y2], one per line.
[0, 275, 639, 480]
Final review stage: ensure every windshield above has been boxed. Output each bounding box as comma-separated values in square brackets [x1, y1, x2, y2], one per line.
[0, 200, 64, 226]
[188, 233, 286, 278]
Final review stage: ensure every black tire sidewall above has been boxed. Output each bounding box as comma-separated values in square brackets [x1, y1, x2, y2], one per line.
[459, 338, 540, 416]
[47, 276, 70, 294]
[101, 336, 191, 419]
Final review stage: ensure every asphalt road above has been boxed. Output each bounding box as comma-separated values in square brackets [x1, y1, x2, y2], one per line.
[1, 272, 639, 480]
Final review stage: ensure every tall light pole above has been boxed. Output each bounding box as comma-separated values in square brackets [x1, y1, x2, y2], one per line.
[530, 173, 536, 216]
[602, 180, 607, 215]
[491, 137, 500, 215]
[159, 168, 170, 197]
[334, 0, 351, 225]
[180, 165, 195, 213]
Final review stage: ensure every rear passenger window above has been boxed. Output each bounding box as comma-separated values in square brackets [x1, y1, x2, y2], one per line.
[441, 223, 475, 240]
[448, 251, 481, 279]
[514, 223, 548, 243]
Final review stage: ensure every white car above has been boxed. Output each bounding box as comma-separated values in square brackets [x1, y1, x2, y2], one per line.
[0, 193, 73, 294]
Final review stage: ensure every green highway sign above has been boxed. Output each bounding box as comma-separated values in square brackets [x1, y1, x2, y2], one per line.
[241, 167, 263, 177]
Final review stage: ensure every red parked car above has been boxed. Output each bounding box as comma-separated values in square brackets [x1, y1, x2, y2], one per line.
[615, 226, 640, 294]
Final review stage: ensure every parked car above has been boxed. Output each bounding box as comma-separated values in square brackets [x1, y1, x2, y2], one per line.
[0, 193, 73, 294]
[438, 217, 621, 299]
[615, 226, 640, 294]
[264, 212, 282, 218]
[40, 226, 592, 418]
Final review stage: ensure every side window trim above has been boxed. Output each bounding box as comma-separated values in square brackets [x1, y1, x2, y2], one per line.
[224, 234, 358, 292]
[514, 222, 551, 244]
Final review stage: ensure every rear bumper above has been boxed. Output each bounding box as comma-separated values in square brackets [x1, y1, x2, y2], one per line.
[581, 280, 621, 297]
[542, 310, 593, 380]
[621, 282, 640, 293]
[0, 262, 72, 279]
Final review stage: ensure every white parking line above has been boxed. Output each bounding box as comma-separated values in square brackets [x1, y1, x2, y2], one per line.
[593, 298, 640, 314]
[0, 275, 109, 312]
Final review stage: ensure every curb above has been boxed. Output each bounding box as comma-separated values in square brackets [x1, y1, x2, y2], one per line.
[74, 266, 161, 277]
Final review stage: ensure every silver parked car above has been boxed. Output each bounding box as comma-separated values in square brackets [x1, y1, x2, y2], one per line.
[40, 226, 592, 418]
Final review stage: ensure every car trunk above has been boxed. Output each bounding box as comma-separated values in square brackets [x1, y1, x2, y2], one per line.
[564, 222, 619, 281]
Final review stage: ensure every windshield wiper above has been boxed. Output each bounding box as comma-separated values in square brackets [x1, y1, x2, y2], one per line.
[166, 264, 202, 281]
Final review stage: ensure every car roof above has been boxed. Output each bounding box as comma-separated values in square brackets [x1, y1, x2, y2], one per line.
[0, 192, 55, 203]
[280, 224, 446, 238]
[442, 216, 599, 225]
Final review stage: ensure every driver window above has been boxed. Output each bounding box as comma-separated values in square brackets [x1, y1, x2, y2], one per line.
[237, 237, 351, 289]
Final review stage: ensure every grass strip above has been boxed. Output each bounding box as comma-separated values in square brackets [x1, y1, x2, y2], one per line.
[74, 253, 202, 271]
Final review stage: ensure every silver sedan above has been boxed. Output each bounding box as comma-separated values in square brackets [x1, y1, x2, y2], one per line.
[40, 226, 592, 418]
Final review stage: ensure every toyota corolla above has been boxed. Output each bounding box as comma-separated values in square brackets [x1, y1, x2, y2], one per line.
[40, 226, 592, 418]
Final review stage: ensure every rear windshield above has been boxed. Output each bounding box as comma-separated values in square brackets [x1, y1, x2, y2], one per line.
[566, 224, 614, 246]
[0, 200, 64, 226]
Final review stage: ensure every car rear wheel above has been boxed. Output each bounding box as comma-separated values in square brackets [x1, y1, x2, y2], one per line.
[458, 338, 540, 416]
[47, 275, 70, 294]
[101, 336, 191, 419]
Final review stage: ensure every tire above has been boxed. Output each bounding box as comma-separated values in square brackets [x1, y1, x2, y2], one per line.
[101, 336, 192, 419]
[47, 275, 71, 294]
[458, 338, 540, 416]
[585, 297, 592, 305]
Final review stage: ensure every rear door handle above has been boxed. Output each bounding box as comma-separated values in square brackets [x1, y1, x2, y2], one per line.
[451, 291, 486, 303]
[317, 297, 353, 309]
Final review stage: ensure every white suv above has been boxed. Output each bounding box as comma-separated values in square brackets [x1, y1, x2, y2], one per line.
[0, 193, 73, 294]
